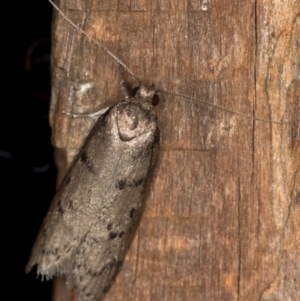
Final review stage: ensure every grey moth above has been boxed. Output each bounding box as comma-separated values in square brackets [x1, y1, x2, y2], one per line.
[26, 84, 160, 301]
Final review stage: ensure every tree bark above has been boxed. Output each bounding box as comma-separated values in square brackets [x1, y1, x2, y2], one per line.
[49, 0, 299, 300]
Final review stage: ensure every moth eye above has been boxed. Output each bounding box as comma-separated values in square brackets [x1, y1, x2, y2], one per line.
[152, 94, 159, 106]
[131, 87, 139, 97]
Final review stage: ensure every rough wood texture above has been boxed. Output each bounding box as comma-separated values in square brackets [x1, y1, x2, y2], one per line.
[49, 0, 299, 300]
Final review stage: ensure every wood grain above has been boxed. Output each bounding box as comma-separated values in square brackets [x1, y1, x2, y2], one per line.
[48, 0, 300, 300]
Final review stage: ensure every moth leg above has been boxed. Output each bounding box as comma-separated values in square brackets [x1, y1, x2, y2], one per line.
[61, 107, 110, 121]
[120, 80, 130, 99]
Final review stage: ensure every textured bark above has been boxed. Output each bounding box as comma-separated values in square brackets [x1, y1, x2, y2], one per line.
[49, 0, 300, 300]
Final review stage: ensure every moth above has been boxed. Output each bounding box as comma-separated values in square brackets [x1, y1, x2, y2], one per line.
[26, 83, 160, 301]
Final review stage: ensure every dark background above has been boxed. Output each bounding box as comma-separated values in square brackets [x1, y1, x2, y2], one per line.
[1, 1, 54, 300]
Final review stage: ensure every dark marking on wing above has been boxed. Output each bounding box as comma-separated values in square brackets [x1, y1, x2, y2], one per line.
[68, 200, 73, 209]
[132, 178, 143, 187]
[57, 200, 64, 214]
[58, 207, 64, 214]
[129, 207, 135, 218]
[119, 231, 125, 238]
[107, 223, 113, 230]
[80, 151, 88, 164]
[116, 180, 126, 190]
[108, 232, 118, 240]
[116, 178, 144, 190]
[80, 151, 96, 174]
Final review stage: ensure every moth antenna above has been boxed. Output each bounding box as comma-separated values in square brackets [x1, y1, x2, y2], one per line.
[48, 0, 142, 85]
[61, 107, 110, 120]
[158, 90, 282, 125]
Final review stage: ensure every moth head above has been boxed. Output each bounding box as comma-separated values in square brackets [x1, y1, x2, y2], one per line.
[131, 84, 160, 107]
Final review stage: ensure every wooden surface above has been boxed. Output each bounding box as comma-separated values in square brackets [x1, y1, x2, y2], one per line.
[49, 0, 300, 300]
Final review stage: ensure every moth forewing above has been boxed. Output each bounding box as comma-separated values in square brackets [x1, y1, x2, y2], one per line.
[26, 86, 160, 301]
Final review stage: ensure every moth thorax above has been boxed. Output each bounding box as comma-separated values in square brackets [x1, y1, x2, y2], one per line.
[116, 102, 154, 141]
